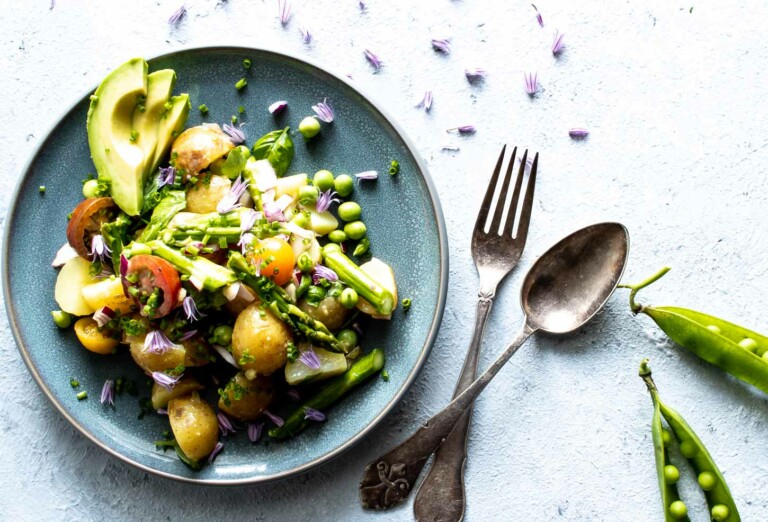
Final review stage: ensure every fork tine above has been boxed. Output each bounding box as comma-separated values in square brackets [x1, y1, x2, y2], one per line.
[474, 145, 509, 231]
[512, 151, 538, 241]
[487, 147, 517, 234]
[502, 149, 528, 237]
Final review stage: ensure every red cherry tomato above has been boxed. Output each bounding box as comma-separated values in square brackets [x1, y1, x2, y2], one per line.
[123, 255, 181, 318]
[247, 237, 295, 286]
[66, 197, 117, 258]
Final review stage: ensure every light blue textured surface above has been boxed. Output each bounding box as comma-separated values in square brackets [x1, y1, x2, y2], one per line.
[2, 1, 768, 521]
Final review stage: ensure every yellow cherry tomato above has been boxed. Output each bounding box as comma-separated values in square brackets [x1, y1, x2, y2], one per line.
[74, 317, 119, 355]
[248, 237, 295, 286]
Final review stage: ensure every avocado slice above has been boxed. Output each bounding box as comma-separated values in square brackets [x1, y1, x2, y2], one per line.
[87, 58, 148, 216]
[151, 93, 190, 174]
[132, 69, 176, 174]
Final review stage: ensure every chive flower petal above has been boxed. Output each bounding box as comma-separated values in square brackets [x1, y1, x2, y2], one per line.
[263, 201, 286, 223]
[569, 128, 589, 139]
[447, 125, 477, 134]
[100, 379, 115, 406]
[158, 166, 176, 187]
[207, 442, 224, 464]
[247, 422, 264, 442]
[465, 68, 487, 82]
[431, 38, 451, 54]
[222, 122, 246, 145]
[304, 407, 326, 422]
[89, 234, 111, 263]
[364, 49, 382, 70]
[179, 329, 198, 341]
[358, 0, 366, 9]
[217, 175, 249, 214]
[278, 0, 291, 26]
[416, 90, 433, 112]
[300, 25, 312, 44]
[311, 99, 334, 123]
[268, 100, 288, 115]
[157, 408, 168, 415]
[151, 371, 182, 392]
[298, 348, 322, 370]
[524, 72, 538, 95]
[238, 232, 255, 255]
[354, 170, 378, 181]
[217, 412, 237, 436]
[532, 4, 543, 27]
[264, 409, 285, 427]
[182, 296, 204, 322]
[168, 5, 186, 24]
[315, 189, 340, 213]
[552, 31, 565, 55]
[145, 330, 175, 354]
[93, 306, 115, 327]
[286, 388, 301, 402]
[313, 264, 338, 284]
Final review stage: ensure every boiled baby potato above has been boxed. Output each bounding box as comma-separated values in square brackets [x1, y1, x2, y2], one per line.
[171, 124, 234, 176]
[185, 174, 232, 214]
[217, 372, 274, 422]
[151, 376, 204, 410]
[81, 276, 135, 314]
[298, 296, 349, 331]
[129, 333, 186, 374]
[357, 258, 398, 319]
[168, 393, 219, 462]
[231, 302, 292, 377]
[182, 337, 213, 367]
[55, 256, 99, 316]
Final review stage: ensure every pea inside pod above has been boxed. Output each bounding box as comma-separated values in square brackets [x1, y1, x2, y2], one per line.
[622, 267, 768, 394]
[639, 359, 741, 521]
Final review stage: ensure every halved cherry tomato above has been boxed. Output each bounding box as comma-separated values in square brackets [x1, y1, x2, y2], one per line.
[247, 237, 295, 286]
[74, 317, 119, 355]
[66, 197, 117, 258]
[123, 255, 181, 318]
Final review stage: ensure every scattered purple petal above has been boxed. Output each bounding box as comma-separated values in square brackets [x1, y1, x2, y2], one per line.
[552, 31, 565, 55]
[179, 329, 198, 341]
[447, 125, 477, 135]
[315, 189, 340, 213]
[89, 234, 111, 263]
[145, 330, 175, 354]
[247, 422, 264, 442]
[358, 0, 366, 9]
[278, 0, 291, 26]
[431, 38, 451, 54]
[304, 407, 326, 422]
[182, 296, 203, 322]
[517, 155, 535, 170]
[157, 408, 168, 415]
[238, 232, 255, 255]
[532, 4, 543, 27]
[465, 68, 487, 82]
[300, 25, 312, 44]
[351, 322, 364, 337]
[158, 166, 176, 187]
[569, 128, 589, 139]
[240, 208, 260, 234]
[92, 306, 115, 327]
[263, 201, 286, 223]
[212, 344, 239, 368]
[222, 122, 246, 145]
[50, 0, 55, 10]
[264, 410, 284, 427]
[151, 371, 182, 392]
[313, 264, 339, 284]
[217, 175, 249, 214]
[442, 145, 460, 152]
[298, 348, 322, 370]
[354, 170, 378, 181]
[364, 49, 382, 70]
[100, 379, 115, 406]
[524, 72, 538, 95]
[168, 5, 186, 24]
[268, 100, 288, 115]
[207, 442, 224, 464]
[416, 90, 433, 112]
[312, 99, 334, 123]
[286, 388, 301, 402]
[217, 412, 237, 436]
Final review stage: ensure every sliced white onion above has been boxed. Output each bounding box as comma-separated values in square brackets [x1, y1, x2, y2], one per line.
[285, 283, 297, 303]
[237, 283, 256, 303]
[188, 275, 204, 291]
[212, 344, 239, 369]
[261, 188, 275, 205]
[222, 282, 241, 302]
[253, 159, 278, 192]
[274, 194, 295, 211]
[284, 221, 316, 239]
[52, 243, 79, 267]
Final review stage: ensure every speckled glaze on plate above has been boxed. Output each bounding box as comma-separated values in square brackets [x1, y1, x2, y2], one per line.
[3, 46, 447, 485]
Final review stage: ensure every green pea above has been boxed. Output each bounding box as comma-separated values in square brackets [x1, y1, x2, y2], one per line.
[663, 465, 680, 484]
[298, 185, 320, 206]
[334, 174, 354, 197]
[297, 252, 315, 272]
[680, 439, 699, 459]
[711, 504, 730, 521]
[212, 325, 233, 346]
[738, 337, 759, 353]
[668, 500, 688, 520]
[51, 310, 73, 329]
[291, 212, 309, 229]
[337, 328, 358, 351]
[313, 170, 335, 191]
[338, 201, 362, 222]
[82, 179, 100, 198]
[299, 116, 321, 139]
[706, 324, 721, 334]
[344, 221, 367, 240]
[340, 287, 359, 309]
[328, 230, 347, 243]
[697, 471, 717, 491]
[661, 428, 673, 446]
[306, 285, 327, 303]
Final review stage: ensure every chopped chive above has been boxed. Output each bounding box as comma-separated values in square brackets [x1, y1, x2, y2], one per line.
[76, 391, 88, 400]
[38, 185, 46, 194]
[235, 78, 248, 90]
[401, 298, 412, 311]
[129, 130, 138, 142]
[238, 105, 245, 114]
[231, 115, 237, 123]
[163, 101, 173, 111]
[70, 378, 80, 388]
[389, 159, 400, 176]
[382, 369, 390, 382]
[243, 58, 252, 69]
[198, 104, 209, 114]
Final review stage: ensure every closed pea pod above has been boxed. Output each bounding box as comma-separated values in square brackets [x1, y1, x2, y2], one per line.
[622, 268, 768, 394]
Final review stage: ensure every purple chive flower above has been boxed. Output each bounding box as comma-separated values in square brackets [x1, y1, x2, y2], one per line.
[354, 170, 378, 181]
[416, 90, 433, 112]
[100, 379, 115, 406]
[286, 388, 301, 402]
[158, 166, 176, 187]
[298, 348, 322, 370]
[278, 0, 291, 26]
[157, 408, 168, 415]
[532, 4, 543, 27]
[268, 100, 288, 115]
[217, 175, 249, 214]
[263, 201, 286, 223]
[264, 410, 284, 427]
[312, 99, 334, 123]
[240, 208, 260, 234]
[352, 322, 364, 336]
[247, 422, 264, 442]
[313, 264, 339, 284]
[238, 232, 255, 255]
[300, 25, 312, 44]
[304, 407, 326, 422]
[465, 68, 487, 82]
[217, 412, 237, 436]
[524, 72, 538, 95]
[552, 31, 565, 55]
[168, 5, 186, 24]
[316, 189, 340, 213]
[358, 0, 366, 9]
[431, 38, 451, 54]
[182, 296, 203, 322]
[222, 123, 246, 144]
[179, 329, 198, 341]
[89, 235, 111, 263]
[569, 128, 589, 139]
[447, 125, 477, 134]
[207, 442, 224, 464]
[92, 306, 115, 327]
[145, 330, 175, 354]
[364, 49, 382, 70]
[152, 371, 182, 392]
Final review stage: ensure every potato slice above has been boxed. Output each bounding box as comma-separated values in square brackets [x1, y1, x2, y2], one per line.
[356, 258, 398, 319]
[168, 393, 218, 462]
[81, 277, 134, 314]
[55, 256, 99, 316]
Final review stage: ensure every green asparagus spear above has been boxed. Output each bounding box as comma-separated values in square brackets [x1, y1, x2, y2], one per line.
[138, 190, 186, 242]
[268, 348, 385, 439]
[147, 240, 237, 291]
[322, 248, 394, 316]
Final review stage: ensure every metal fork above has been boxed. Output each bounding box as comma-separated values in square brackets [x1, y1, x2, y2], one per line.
[412, 146, 538, 521]
[358, 145, 538, 513]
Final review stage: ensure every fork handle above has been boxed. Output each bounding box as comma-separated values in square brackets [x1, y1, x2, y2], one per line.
[412, 295, 493, 522]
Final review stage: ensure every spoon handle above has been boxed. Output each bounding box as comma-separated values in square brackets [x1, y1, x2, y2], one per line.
[360, 322, 536, 511]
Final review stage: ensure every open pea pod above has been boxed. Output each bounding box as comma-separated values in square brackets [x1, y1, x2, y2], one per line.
[648, 394, 688, 522]
[623, 268, 768, 394]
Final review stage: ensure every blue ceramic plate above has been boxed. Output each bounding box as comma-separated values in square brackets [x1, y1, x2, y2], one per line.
[3, 46, 447, 485]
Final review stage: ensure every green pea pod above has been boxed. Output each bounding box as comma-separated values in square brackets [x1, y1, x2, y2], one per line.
[648, 391, 686, 521]
[623, 267, 768, 394]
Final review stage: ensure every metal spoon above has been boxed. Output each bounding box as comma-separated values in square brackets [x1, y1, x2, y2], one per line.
[360, 222, 630, 511]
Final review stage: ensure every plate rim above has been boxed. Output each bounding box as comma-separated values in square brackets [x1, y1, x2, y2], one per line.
[2, 44, 449, 486]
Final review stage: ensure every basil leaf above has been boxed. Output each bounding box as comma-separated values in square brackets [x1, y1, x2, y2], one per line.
[251, 127, 294, 177]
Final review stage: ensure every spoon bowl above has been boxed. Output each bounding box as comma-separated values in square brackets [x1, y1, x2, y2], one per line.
[522, 222, 629, 334]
